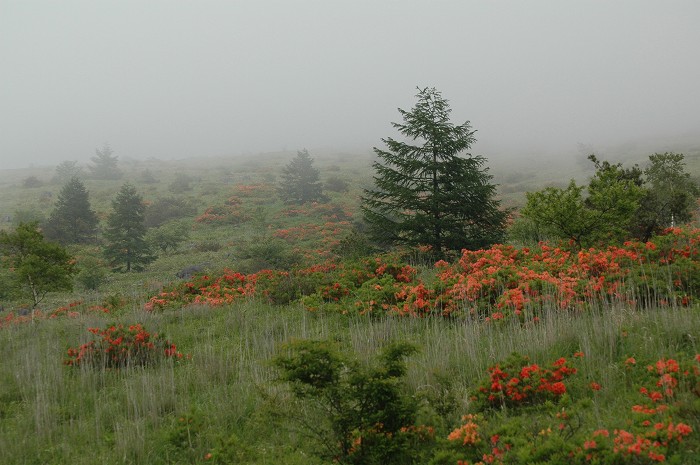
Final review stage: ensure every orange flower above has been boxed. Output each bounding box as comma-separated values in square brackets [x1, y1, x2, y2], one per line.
[550, 382, 566, 395]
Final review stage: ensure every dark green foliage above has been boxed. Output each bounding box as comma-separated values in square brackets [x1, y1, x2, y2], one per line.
[168, 173, 196, 193]
[362, 87, 507, 254]
[276, 340, 344, 395]
[146, 221, 190, 253]
[89, 143, 122, 180]
[236, 237, 302, 272]
[144, 196, 197, 228]
[332, 230, 378, 259]
[103, 183, 155, 272]
[325, 175, 350, 193]
[278, 149, 328, 204]
[74, 252, 108, 291]
[43, 177, 99, 245]
[0, 222, 75, 308]
[274, 340, 431, 465]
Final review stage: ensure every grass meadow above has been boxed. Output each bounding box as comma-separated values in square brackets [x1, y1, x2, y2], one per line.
[1, 149, 699, 464]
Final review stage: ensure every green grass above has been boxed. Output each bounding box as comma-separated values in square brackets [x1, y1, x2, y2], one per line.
[1, 148, 700, 463]
[1, 298, 698, 464]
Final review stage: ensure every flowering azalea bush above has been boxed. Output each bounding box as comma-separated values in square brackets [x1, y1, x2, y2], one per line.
[441, 352, 699, 465]
[64, 323, 184, 368]
[144, 269, 288, 310]
[567, 354, 699, 464]
[316, 227, 700, 319]
[144, 253, 417, 312]
[143, 228, 700, 322]
[470, 353, 580, 410]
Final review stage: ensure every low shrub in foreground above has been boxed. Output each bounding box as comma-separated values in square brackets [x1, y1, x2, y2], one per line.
[437, 352, 699, 465]
[273, 340, 435, 465]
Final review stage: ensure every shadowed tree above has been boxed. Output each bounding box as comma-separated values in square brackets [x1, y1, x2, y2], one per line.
[278, 149, 328, 204]
[43, 177, 99, 245]
[103, 183, 154, 272]
[362, 87, 507, 254]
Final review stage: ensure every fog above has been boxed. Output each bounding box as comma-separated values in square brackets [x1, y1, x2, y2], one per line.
[2, 0, 700, 170]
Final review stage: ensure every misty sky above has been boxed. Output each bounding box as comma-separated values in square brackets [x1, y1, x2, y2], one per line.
[2, 0, 699, 169]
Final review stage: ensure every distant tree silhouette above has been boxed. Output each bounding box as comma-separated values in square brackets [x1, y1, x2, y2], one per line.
[53, 160, 84, 184]
[44, 177, 99, 245]
[278, 149, 328, 204]
[90, 144, 122, 180]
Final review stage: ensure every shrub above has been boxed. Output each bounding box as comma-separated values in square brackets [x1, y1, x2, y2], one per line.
[193, 240, 222, 252]
[168, 173, 196, 193]
[22, 176, 42, 188]
[274, 340, 434, 464]
[64, 324, 184, 368]
[324, 175, 350, 193]
[146, 220, 190, 253]
[144, 196, 197, 228]
[75, 254, 109, 291]
[470, 353, 580, 411]
[236, 237, 301, 272]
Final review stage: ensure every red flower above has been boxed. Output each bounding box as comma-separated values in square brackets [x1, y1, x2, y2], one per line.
[550, 382, 567, 395]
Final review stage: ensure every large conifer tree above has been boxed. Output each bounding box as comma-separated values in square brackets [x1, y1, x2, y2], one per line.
[44, 177, 99, 245]
[103, 183, 154, 272]
[362, 87, 507, 253]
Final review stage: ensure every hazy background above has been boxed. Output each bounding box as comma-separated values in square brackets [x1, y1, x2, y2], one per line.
[2, 0, 699, 170]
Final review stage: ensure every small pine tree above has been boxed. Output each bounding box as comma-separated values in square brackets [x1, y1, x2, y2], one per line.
[362, 87, 507, 254]
[43, 177, 99, 245]
[278, 149, 327, 204]
[90, 143, 122, 180]
[103, 183, 154, 272]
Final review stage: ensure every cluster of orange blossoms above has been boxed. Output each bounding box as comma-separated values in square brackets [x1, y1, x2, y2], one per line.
[473, 354, 581, 408]
[64, 323, 184, 368]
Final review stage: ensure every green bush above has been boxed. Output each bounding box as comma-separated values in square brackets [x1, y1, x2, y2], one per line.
[274, 339, 435, 464]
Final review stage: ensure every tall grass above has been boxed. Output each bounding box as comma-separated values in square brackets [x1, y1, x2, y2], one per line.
[1, 296, 697, 464]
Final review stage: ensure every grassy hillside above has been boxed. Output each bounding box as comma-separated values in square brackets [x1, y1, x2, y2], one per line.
[1, 148, 699, 464]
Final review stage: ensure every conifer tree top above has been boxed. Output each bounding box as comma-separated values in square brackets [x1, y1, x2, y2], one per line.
[363, 87, 506, 254]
